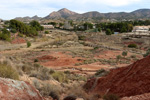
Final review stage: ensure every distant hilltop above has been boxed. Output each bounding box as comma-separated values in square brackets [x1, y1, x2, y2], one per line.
[13, 8, 150, 21]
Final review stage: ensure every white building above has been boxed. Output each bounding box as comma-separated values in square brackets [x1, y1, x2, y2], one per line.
[132, 26, 150, 33]
[42, 25, 54, 29]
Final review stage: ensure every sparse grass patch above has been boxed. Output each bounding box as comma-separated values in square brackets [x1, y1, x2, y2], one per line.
[39, 83, 61, 97]
[0, 63, 19, 80]
[52, 71, 68, 83]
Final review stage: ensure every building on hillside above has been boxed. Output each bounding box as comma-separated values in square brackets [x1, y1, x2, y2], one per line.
[41, 25, 54, 29]
[132, 26, 150, 33]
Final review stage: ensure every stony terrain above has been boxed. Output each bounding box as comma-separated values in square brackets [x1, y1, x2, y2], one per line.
[0, 29, 149, 100]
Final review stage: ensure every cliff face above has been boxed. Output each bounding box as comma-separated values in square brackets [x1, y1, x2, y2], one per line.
[0, 77, 44, 100]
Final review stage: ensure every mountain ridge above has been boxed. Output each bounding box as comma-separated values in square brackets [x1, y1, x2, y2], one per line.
[13, 8, 150, 21]
[45, 8, 150, 20]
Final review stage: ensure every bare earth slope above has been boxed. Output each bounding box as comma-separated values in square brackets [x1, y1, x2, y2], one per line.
[84, 55, 150, 98]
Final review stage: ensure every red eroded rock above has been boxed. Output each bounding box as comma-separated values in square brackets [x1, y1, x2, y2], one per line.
[84, 56, 150, 98]
[0, 77, 44, 100]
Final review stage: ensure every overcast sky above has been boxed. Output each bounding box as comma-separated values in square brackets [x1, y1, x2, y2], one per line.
[0, 0, 150, 20]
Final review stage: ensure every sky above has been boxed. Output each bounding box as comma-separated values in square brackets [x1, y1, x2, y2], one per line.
[0, 0, 150, 20]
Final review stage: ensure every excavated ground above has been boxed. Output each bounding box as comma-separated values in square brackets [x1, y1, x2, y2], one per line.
[84, 55, 150, 98]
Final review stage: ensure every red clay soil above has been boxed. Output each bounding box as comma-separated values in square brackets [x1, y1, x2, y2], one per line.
[37, 55, 57, 62]
[123, 41, 142, 46]
[11, 38, 26, 44]
[38, 52, 83, 67]
[84, 55, 150, 98]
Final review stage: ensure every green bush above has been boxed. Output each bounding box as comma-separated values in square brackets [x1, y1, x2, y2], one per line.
[27, 41, 31, 48]
[95, 69, 109, 77]
[78, 36, 86, 40]
[0, 63, 19, 80]
[106, 29, 112, 35]
[9, 20, 40, 37]
[128, 44, 137, 48]
[143, 49, 150, 57]
[0, 28, 11, 41]
[45, 31, 49, 34]
[122, 51, 128, 58]
[103, 94, 120, 100]
[18, 33, 24, 37]
[116, 55, 121, 60]
[11, 29, 17, 33]
[34, 59, 39, 62]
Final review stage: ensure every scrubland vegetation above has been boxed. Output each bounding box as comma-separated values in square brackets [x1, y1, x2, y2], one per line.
[0, 16, 149, 100]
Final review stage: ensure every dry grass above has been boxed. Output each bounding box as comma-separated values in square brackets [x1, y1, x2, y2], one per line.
[0, 63, 19, 80]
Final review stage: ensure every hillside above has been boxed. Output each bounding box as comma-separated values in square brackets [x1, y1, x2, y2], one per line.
[12, 8, 150, 21]
[45, 8, 150, 20]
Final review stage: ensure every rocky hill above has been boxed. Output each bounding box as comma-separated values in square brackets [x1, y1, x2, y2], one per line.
[13, 8, 150, 21]
[44, 8, 150, 20]
[45, 8, 78, 19]
[15, 15, 42, 22]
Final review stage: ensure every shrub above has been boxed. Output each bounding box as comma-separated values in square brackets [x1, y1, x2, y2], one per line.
[128, 44, 137, 48]
[30, 67, 52, 80]
[52, 72, 68, 83]
[130, 55, 136, 58]
[78, 36, 86, 40]
[103, 94, 120, 100]
[122, 51, 128, 58]
[27, 41, 31, 48]
[0, 63, 19, 80]
[95, 69, 109, 77]
[106, 29, 112, 35]
[21, 65, 32, 74]
[143, 49, 150, 57]
[49, 92, 59, 100]
[34, 59, 39, 62]
[94, 47, 99, 50]
[40, 83, 61, 97]
[64, 70, 71, 74]
[18, 33, 24, 37]
[45, 31, 49, 34]
[0, 28, 11, 41]
[63, 95, 76, 100]
[11, 29, 17, 33]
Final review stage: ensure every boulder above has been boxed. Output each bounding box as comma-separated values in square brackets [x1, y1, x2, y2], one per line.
[0, 77, 44, 100]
